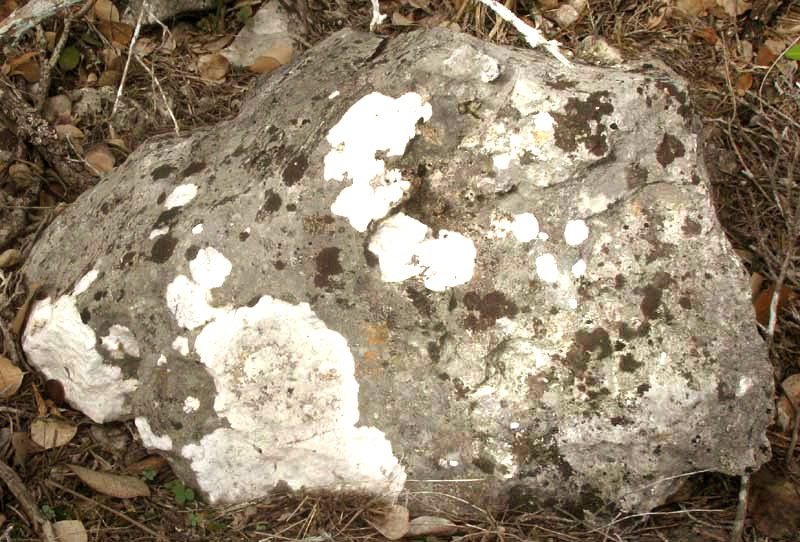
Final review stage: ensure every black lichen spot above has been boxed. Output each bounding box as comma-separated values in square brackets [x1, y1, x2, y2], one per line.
[181, 161, 206, 177]
[551, 91, 614, 156]
[314, 247, 343, 288]
[156, 192, 166, 205]
[152, 208, 181, 229]
[678, 295, 692, 309]
[255, 189, 283, 222]
[151, 234, 178, 263]
[614, 274, 626, 290]
[619, 353, 643, 372]
[100, 201, 112, 214]
[246, 296, 260, 307]
[273, 260, 286, 270]
[717, 381, 736, 401]
[151, 164, 176, 180]
[610, 416, 633, 426]
[94, 290, 107, 301]
[286, 203, 297, 212]
[120, 251, 138, 269]
[637, 383, 650, 396]
[426, 341, 441, 362]
[574, 328, 612, 360]
[655, 133, 685, 167]
[185, 245, 199, 261]
[682, 216, 701, 236]
[80, 308, 91, 323]
[546, 78, 578, 90]
[639, 284, 663, 319]
[406, 287, 432, 317]
[282, 153, 308, 186]
[463, 291, 519, 331]
[239, 230, 250, 241]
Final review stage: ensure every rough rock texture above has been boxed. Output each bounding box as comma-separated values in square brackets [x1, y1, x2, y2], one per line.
[22, 28, 772, 513]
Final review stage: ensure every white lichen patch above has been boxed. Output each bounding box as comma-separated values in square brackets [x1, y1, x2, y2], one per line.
[323, 92, 432, 232]
[571, 259, 587, 277]
[165, 184, 198, 209]
[157, 354, 167, 366]
[135, 417, 173, 450]
[328, 90, 340, 99]
[368, 213, 476, 291]
[149, 227, 169, 240]
[187, 295, 405, 503]
[22, 296, 138, 423]
[73, 269, 99, 296]
[189, 247, 232, 289]
[512, 213, 539, 242]
[166, 275, 222, 330]
[192, 223, 204, 234]
[100, 325, 141, 360]
[564, 220, 589, 246]
[183, 396, 200, 413]
[172, 336, 190, 356]
[535, 254, 559, 283]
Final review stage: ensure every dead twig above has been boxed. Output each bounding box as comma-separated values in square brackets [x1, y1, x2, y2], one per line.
[729, 472, 749, 542]
[0, 0, 83, 43]
[0, 462, 56, 542]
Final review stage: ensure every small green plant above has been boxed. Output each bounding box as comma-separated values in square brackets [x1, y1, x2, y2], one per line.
[40, 504, 55, 522]
[786, 43, 800, 61]
[142, 468, 157, 481]
[164, 480, 195, 505]
[187, 512, 200, 528]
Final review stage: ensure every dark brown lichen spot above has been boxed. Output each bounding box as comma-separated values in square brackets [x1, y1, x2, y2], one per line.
[80, 308, 91, 323]
[614, 274, 626, 290]
[678, 295, 692, 309]
[151, 164, 176, 180]
[653, 271, 673, 289]
[551, 91, 614, 156]
[181, 161, 206, 177]
[682, 216, 701, 236]
[151, 234, 178, 263]
[575, 328, 612, 360]
[94, 290, 106, 301]
[120, 251, 138, 268]
[239, 230, 250, 241]
[619, 322, 637, 340]
[273, 260, 286, 270]
[639, 284, 663, 319]
[282, 153, 308, 186]
[619, 353, 643, 372]
[463, 290, 519, 331]
[152, 208, 181, 229]
[637, 383, 650, 396]
[527, 373, 549, 401]
[610, 416, 633, 426]
[406, 287, 432, 317]
[314, 247, 343, 288]
[185, 245, 199, 261]
[286, 203, 297, 212]
[655, 133, 685, 167]
[156, 192, 166, 205]
[426, 341, 440, 362]
[255, 189, 283, 222]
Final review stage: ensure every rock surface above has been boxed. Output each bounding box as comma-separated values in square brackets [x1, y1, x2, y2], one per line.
[22, 28, 772, 513]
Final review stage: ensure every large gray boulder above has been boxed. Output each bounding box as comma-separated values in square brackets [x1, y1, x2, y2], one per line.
[21, 28, 772, 513]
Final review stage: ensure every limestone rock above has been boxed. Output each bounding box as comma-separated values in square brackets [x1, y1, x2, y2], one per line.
[21, 28, 772, 513]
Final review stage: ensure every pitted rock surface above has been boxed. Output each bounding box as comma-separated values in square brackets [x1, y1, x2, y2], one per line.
[22, 28, 772, 513]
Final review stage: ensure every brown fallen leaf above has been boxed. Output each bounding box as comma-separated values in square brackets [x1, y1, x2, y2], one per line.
[248, 55, 281, 74]
[408, 515, 459, 537]
[85, 144, 115, 173]
[753, 284, 796, 328]
[260, 42, 293, 66]
[391, 11, 415, 25]
[53, 519, 87, 542]
[0, 355, 23, 399]
[93, 0, 120, 22]
[30, 418, 77, 449]
[0, 248, 22, 268]
[366, 504, 409, 540]
[735, 72, 753, 96]
[67, 464, 151, 499]
[55, 124, 85, 141]
[197, 53, 229, 81]
[96, 20, 133, 48]
[125, 454, 168, 476]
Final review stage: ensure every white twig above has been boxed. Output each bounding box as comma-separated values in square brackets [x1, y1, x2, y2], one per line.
[730, 472, 749, 542]
[369, 0, 386, 31]
[474, 0, 571, 66]
[112, 0, 146, 115]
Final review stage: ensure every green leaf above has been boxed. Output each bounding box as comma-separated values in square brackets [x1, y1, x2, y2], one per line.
[58, 46, 80, 72]
[142, 468, 157, 481]
[785, 43, 800, 61]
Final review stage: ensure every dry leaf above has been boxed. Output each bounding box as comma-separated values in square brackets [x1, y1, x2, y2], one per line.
[197, 53, 229, 80]
[125, 454, 168, 475]
[30, 418, 77, 449]
[260, 42, 293, 65]
[754, 284, 796, 327]
[756, 40, 782, 66]
[248, 55, 281, 74]
[675, 0, 715, 16]
[408, 516, 459, 537]
[97, 69, 121, 88]
[0, 248, 22, 268]
[735, 72, 753, 95]
[93, 0, 120, 22]
[0, 355, 23, 399]
[44, 94, 72, 123]
[53, 520, 87, 542]
[367, 505, 409, 540]
[96, 20, 133, 48]
[67, 464, 151, 498]
[201, 35, 234, 53]
[9, 56, 40, 82]
[716, 0, 751, 16]
[776, 373, 800, 432]
[11, 432, 35, 467]
[55, 124, 85, 141]
[391, 11, 415, 25]
[133, 37, 158, 57]
[694, 26, 718, 45]
[85, 144, 115, 173]
[8, 162, 33, 184]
